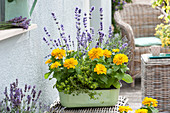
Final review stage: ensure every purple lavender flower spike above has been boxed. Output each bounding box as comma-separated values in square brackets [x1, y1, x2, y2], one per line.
[27, 95, 31, 104]
[78, 9, 81, 14]
[27, 106, 30, 111]
[75, 7, 79, 13]
[83, 13, 87, 28]
[56, 43, 59, 46]
[68, 35, 71, 42]
[61, 24, 64, 31]
[100, 22, 103, 30]
[24, 84, 27, 92]
[58, 39, 61, 46]
[95, 45, 99, 48]
[16, 79, 18, 87]
[33, 90, 36, 98]
[105, 40, 109, 44]
[89, 6, 95, 19]
[72, 41, 74, 47]
[91, 6, 95, 12]
[28, 85, 31, 91]
[122, 43, 128, 48]
[98, 31, 104, 43]
[108, 26, 113, 38]
[51, 12, 57, 21]
[6, 106, 10, 111]
[100, 8, 103, 13]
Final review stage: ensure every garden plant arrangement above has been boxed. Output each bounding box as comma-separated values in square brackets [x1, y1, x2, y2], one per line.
[43, 6, 133, 107]
[152, 0, 170, 47]
[119, 97, 159, 113]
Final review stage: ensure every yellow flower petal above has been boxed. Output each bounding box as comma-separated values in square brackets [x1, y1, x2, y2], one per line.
[94, 64, 107, 75]
[64, 58, 78, 69]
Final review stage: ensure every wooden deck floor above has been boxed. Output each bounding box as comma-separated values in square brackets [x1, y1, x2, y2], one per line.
[120, 79, 142, 113]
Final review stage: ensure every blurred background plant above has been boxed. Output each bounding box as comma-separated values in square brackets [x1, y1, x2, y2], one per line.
[0, 16, 31, 30]
[118, 97, 159, 113]
[152, 0, 170, 47]
[112, 0, 132, 33]
[0, 79, 51, 113]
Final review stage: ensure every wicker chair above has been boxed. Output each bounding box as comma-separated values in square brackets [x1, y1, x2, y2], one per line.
[114, 3, 169, 87]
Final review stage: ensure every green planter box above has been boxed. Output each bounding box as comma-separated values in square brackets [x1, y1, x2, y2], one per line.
[0, 0, 37, 21]
[59, 88, 120, 108]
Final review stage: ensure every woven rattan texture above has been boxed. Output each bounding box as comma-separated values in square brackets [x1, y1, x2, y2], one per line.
[50, 96, 128, 113]
[114, 3, 169, 87]
[141, 54, 170, 112]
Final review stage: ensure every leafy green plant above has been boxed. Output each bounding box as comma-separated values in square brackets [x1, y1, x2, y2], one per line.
[43, 7, 133, 99]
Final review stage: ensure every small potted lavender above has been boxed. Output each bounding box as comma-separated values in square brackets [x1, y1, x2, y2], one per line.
[0, 79, 50, 113]
[43, 6, 132, 107]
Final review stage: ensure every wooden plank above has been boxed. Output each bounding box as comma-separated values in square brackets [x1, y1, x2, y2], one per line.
[0, 24, 37, 41]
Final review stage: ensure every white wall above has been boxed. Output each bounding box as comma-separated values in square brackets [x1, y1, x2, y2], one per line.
[0, 0, 111, 105]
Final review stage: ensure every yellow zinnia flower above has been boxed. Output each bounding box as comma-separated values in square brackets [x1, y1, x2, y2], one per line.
[88, 48, 103, 60]
[94, 64, 107, 75]
[64, 58, 78, 69]
[119, 106, 133, 113]
[135, 109, 148, 113]
[112, 49, 120, 53]
[50, 61, 61, 69]
[103, 49, 112, 58]
[51, 48, 66, 59]
[142, 97, 158, 107]
[113, 54, 128, 65]
[45, 59, 52, 64]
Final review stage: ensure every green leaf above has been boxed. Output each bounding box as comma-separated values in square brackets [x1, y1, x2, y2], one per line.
[150, 107, 159, 113]
[68, 68, 75, 73]
[53, 73, 61, 82]
[53, 84, 57, 88]
[114, 73, 124, 80]
[122, 74, 133, 83]
[93, 58, 99, 62]
[107, 77, 116, 87]
[113, 65, 120, 72]
[106, 58, 112, 63]
[113, 81, 121, 88]
[75, 66, 81, 74]
[100, 75, 108, 84]
[44, 72, 52, 79]
[107, 68, 113, 75]
[49, 78, 53, 80]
